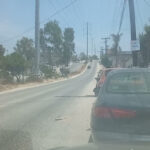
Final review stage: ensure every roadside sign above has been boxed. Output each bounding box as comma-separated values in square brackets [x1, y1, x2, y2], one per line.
[131, 40, 140, 51]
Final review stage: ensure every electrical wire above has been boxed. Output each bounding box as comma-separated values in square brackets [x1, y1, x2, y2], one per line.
[118, 0, 127, 34]
[2, 0, 78, 43]
[111, 0, 124, 34]
[47, 0, 70, 27]
[110, 0, 118, 33]
[54, 0, 81, 29]
[72, 1, 84, 26]
[39, 0, 78, 25]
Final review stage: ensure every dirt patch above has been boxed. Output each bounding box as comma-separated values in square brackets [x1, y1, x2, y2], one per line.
[0, 78, 65, 92]
[0, 84, 18, 92]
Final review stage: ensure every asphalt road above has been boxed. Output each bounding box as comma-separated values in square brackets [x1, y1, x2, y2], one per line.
[69, 62, 84, 73]
[0, 61, 98, 150]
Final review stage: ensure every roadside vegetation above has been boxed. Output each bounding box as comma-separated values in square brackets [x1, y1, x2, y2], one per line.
[101, 22, 150, 68]
[0, 20, 92, 86]
[0, 20, 75, 84]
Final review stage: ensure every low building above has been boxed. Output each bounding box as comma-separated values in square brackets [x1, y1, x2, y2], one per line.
[108, 51, 133, 68]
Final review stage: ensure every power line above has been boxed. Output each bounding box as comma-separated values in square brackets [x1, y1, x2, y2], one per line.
[47, 0, 70, 27]
[72, 1, 84, 27]
[110, 0, 118, 33]
[2, 0, 78, 44]
[50, 0, 85, 49]
[2, 27, 34, 43]
[112, 0, 124, 33]
[63, 0, 85, 35]
[118, 0, 127, 34]
[39, 0, 78, 25]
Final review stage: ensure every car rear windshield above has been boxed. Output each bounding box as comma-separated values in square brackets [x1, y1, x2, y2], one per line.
[107, 72, 150, 94]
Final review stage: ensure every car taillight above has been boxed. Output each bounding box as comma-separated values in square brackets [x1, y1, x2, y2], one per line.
[93, 106, 136, 119]
[93, 107, 111, 118]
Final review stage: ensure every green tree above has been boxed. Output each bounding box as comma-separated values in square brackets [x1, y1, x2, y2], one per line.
[4, 52, 27, 82]
[111, 33, 122, 67]
[79, 52, 87, 61]
[139, 24, 150, 66]
[90, 55, 98, 60]
[63, 28, 75, 66]
[44, 20, 63, 66]
[0, 44, 6, 69]
[0, 44, 5, 56]
[101, 55, 112, 68]
[72, 53, 79, 62]
[14, 37, 35, 70]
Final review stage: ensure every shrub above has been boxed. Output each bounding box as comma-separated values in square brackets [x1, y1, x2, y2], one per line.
[0, 70, 13, 84]
[60, 67, 70, 77]
[101, 55, 112, 68]
[40, 65, 58, 79]
[26, 75, 43, 83]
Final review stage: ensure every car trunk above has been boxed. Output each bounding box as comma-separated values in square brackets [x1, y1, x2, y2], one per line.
[93, 93, 150, 135]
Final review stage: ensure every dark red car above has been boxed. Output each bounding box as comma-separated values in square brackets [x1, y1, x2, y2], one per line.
[93, 68, 117, 96]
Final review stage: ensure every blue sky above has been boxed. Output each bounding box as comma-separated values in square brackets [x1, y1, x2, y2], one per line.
[0, 0, 150, 55]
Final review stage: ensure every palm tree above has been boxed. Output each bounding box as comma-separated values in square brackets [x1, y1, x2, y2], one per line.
[111, 33, 122, 67]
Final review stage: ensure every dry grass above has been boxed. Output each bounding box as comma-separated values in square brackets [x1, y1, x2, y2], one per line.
[0, 64, 87, 92]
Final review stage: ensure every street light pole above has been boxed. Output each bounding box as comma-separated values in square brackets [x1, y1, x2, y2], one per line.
[35, 0, 40, 75]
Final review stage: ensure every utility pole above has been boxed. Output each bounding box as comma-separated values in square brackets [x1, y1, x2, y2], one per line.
[94, 44, 96, 56]
[98, 48, 104, 60]
[98, 51, 101, 60]
[91, 38, 94, 56]
[128, 0, 138, 66]
[35, 0, 40, 75]
[101, 37, 110, 55]
[101, 47, 104, 57]
[86, 22, 89, 61]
